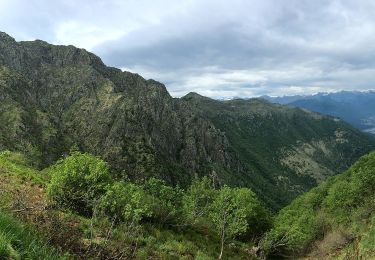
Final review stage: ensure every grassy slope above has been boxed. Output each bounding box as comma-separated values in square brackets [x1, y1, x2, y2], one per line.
[0, 211, 64, 259]
[263, 151, 375, 259]
[0, 151, 255, 259]
[0, 152, 65, 259]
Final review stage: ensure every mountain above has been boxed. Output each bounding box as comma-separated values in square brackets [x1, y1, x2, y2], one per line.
[183, 93, 375, 208]
[261, 94, 309, 104]
[265, 91, 375, 134]
[0, 31, 374, 209]
[263, 151, 375, 259]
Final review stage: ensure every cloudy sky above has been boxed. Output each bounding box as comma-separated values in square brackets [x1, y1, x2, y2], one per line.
[1, 0, 375, 98]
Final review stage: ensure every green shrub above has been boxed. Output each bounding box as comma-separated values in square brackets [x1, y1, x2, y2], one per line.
[47, 152, 112, 215]
[261, 185, 329, 255]
[99, 181, 152, 224]
[262, 207, 321, 255]
[182, 177, 216, 225]
[260, 154, 375, 257]
[209, 186, 267, 259]
[143, 178, 184, 224]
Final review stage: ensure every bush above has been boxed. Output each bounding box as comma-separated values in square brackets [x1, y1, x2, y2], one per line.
[261, 184, 331, 256]
[99, 182, 152, 224]
[47, 152, 112, 215]
[209, 186, 268, 259]
[143, 178, 184, 224]
[261, 207, 321, 255]
[182, 177, 216, 225]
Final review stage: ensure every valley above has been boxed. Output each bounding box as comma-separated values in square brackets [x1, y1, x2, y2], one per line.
[0, 31, 375, 259]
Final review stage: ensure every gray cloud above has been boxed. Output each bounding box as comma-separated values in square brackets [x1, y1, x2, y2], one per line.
[1, 0, 375, 98]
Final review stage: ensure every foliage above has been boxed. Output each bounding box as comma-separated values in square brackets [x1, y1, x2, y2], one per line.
[182, 176, 216, 224]
[47, 152, 112, 215]
[143, 178, 184, 224]
[0, 149, 266, 259]
[99, 181, 152, 224]
[262, 151, 375, 258]
[6, 144, 375, 259]
[1, 30, 375, 213]
[208, 186, 266, 258]
[0, 150, 47, 185]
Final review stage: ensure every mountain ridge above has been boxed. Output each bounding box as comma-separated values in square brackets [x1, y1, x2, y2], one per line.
[264, 90, 375, 134]
[0, 31, 374, 209]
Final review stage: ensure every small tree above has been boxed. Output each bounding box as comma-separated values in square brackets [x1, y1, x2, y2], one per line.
[182, 177, 216, 225]
[209, 186, 262, 259]
[143, 178, 183, 224]
[99, 182, 152, 225]
[47, 152, 112, 215]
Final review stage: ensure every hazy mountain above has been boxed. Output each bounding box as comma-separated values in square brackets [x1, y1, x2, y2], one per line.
[1, 31, 374, 209]
[264, 91, 375, 134]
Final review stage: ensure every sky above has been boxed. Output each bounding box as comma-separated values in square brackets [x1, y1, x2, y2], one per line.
[1, 0, 375, 98]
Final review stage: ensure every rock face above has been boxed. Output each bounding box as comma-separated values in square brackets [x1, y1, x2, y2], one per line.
[0, 32, 230, 186]
[0, 31, 374, 209]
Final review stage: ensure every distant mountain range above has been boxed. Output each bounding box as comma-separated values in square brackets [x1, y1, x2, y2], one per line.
[263, 91, 375, 134]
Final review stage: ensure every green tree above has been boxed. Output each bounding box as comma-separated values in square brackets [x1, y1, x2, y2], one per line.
[99, 182, 152, 224]
[182, 177, 216, 225]
[143, 178, 183, 224]
[209, 186, 262, 259]
[47, 152, 112, 215]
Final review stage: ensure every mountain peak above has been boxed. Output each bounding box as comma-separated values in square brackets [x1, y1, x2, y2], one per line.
[182, 92, 211, 101]
[0, 31, 15, 41]
[0, 31, 15, 42]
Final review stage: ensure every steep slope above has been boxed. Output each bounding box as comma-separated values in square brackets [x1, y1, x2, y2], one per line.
[262, 151, 375, 259]
[0, 31, 229, 186]
[0, 150, 265, 259]
[182, 93, 375, 208]
[0, 31, 374, 209]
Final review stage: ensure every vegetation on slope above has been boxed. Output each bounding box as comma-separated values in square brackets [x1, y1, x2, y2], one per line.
[1, 135, 375, 259]
[262, 151, 375, 258]
[183, 93, 375, 209]
[0, 211, 65, 259]
[1, 31, 374, 210]
[0, 151, 66, 259]
[0, 150, 271, 259]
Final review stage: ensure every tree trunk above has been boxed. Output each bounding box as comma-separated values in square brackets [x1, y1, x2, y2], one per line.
[219, 233, 224, 259]
[219, 214, 226, 259]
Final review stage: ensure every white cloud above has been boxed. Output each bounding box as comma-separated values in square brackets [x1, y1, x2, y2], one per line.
[1, 0, 375, 98]
[55, 21, 125, 50]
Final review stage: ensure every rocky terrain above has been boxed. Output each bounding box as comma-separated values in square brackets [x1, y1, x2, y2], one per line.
[1, 31, 374, 209]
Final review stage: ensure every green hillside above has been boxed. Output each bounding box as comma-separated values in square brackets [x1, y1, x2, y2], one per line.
[183, 93, 375, 209]
[262, 151, 375, 258]
[1, 31, 374, 210]
[1, 141, 375, 259]
[0, 150, 270, 259]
